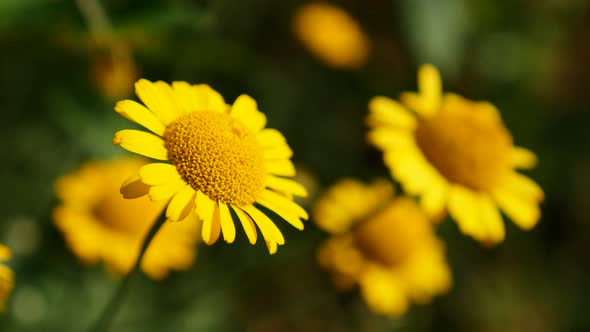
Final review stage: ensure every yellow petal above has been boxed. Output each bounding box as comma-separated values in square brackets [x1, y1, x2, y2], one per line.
[367, 96, 416, 129]
[231, 94, 266, 133]
[265, 175, 307, 197]
[359, 266, 409, 317]
[264, 144, 293, 160]
[259, 189, 308, 220]
[120, 174, 150, 199]
[512, 146, 538, 169]
[196, 191, 221, 245]
[113, 129, 168, 160]
[418, 64, 442, 114]
[115, 100, 166, 136]
[135, 79, 181, 125]
[233, 207, 258, 244]
[493, 186, 541, 230]
[479, 195, 505, 244]
[218, 202, 236, 243]
[448, 185, 483, 240]
[204, 85, 227, 113]
[266, 159, 296, 176]
[233, 206, 258, 244]
[256, 129, 286, 148]
[367, 128, 413, 150]
[265, 239, 278, 255]
[172, 81, 197, 114]
[256, 196, 304, 230]
[502, 172, 544, 202]
[139, 163, 181, 185]
[242, 205, 285, 245]
[166, 184, 196, 222]
[419, 179, 448, 220]
[149, 178, 185, 201]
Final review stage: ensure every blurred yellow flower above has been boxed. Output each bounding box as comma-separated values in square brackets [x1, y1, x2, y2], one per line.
[92, 51, 138, 99]
[367, 64, 544, 244]
[53, 158, 200, 280]
[113, 80, 308, 254]
[315, 179, 451, 317]
[293, 2, 370, 69]
[0, 244, 14, 312]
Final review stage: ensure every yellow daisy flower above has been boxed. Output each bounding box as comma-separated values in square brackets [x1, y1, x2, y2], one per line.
[0, 244, 14, 312]
[292, 2, 370, 69]
[113, 80, 308, 254]
[367, 64, 544, 244]
[315, 179, 451, 317]
[53, 158, 200, 279]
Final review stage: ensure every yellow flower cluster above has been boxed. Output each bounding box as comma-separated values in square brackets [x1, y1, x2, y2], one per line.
[313, 64, 542, 317]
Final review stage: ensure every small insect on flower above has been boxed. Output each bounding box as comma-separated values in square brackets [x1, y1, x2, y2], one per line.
[367, 65, 544, 244]
[0, 244, 14, 312]
[113, 80, 308, 254]
[53, 158, 200, 279]
[314, 179, 451, 317]
[293, 2, 370, 69]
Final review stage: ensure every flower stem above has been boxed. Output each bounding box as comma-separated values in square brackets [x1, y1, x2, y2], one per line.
[86, 211, 168, 332]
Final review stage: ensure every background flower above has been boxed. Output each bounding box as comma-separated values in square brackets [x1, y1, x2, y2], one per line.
[315, 179, 451, 317]
[53, 158, 200, 279]
[367, 65, 544, 245]
[0, 245, 14, 312]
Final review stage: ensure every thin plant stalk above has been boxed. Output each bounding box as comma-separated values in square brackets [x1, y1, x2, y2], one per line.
[86, 212, 168, 332]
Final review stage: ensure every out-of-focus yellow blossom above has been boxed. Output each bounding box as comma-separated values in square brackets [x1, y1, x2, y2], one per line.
[367, 64, 544, 245]
[92, 44, 138, 99]
[0, 244, 14, 312]
[293, 3, 370, 69]
[113, 80, 308, 254]
[53, 158, 200, 280]
[315, 179, 451, 317]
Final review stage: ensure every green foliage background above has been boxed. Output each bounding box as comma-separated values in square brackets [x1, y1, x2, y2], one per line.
[1, 0, 589, 331]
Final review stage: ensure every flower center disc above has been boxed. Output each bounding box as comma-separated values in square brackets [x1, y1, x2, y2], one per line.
[414, 97, 512, 191]
[164, 112, 266, 206]
[354, 198, 430, 266]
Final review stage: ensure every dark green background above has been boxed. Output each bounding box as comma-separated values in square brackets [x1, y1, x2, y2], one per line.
[1, 0, 589, 331]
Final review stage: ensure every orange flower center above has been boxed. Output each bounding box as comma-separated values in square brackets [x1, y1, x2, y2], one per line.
[354, 198, 432, 266]
[163, 111, 266, 206]
[414, 95, 512, 191]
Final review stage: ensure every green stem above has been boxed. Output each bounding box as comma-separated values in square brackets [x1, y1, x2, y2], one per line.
[87, 211, 168, 332]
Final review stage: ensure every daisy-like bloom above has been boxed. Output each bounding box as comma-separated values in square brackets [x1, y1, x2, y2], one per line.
[53, 158, 200, 279]
[292, 2, 370, 69]
[113, 80, 308, 254]
[0, 244, 14, 312]
[315, 179, 451, 317]
[367, 65, 544, 244]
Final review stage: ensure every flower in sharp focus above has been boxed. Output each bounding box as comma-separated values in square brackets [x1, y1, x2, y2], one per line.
[293, 2, 370, 69]
[0, 244, 14, 312]
[53, 158, 200, 279]
[315, 179, 451, 317]
[113, 80, 308, 254]
[367, 64, 544, 244]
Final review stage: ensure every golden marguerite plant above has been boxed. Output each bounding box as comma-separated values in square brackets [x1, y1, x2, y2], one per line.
[314, 179, 451, 317]
[113, 80, 308, 254]
[367, 65, 544, 244]
[53, 158, 200, 279]
[292, 2, 370, 69]
[0, 244, 14, 312]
